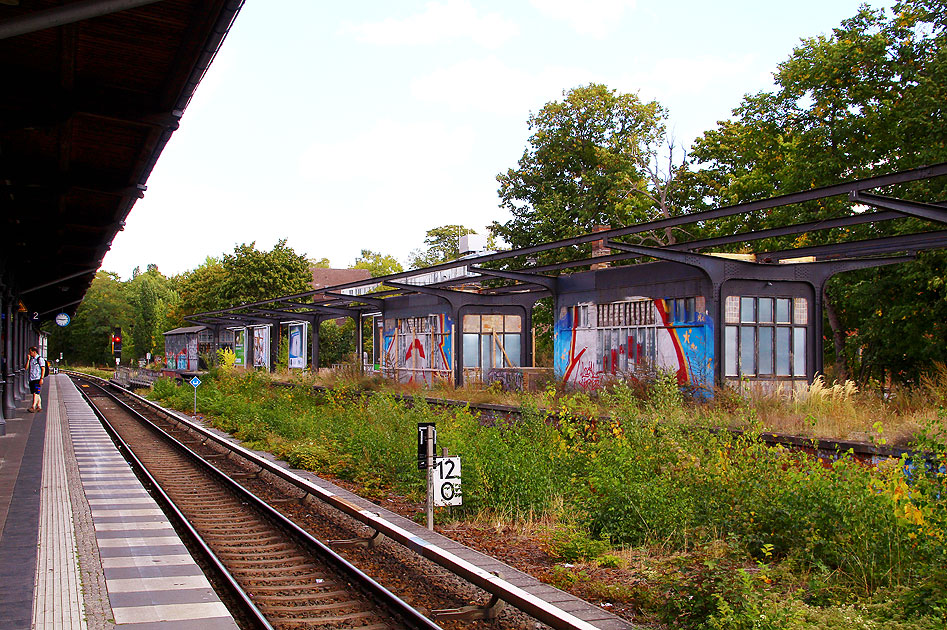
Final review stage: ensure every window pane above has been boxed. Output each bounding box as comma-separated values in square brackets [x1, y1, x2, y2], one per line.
[463, 315, 480, 333]
[504, 315, 522, 333]
[794, 298, 808, 325]
[793, 327, 806, 376]
[463, 334, 479, 367]
[758, 327, 774, 374]
[685, 297, 696, 322]
[740, 327, 755, 375]
[725, 326, 738, 376]
[758, 298, 773, 323]
[482, 335, 495, 369]
[741, 297, 756, 323]
[776, 327, 790, 375]
[504, 334, 521, 367]
[725, 296, 740, 323]
[776, 298, 790, 323]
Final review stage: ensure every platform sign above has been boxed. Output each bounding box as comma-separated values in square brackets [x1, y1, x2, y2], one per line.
[252, 326, 270, 370]
[288, 322, 307, 369]
[190, 376, 201, 414]
[233, 328, 246, 367]
[417, 422, 436, 470]
[432, 456, 461, 506]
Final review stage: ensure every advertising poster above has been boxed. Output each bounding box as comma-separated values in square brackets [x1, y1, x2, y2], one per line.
[288, 322, 306, 369]
[233, 328, 246, 367]
[252, 326, 270, 369]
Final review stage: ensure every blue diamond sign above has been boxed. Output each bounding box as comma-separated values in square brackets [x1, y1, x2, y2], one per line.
[189, 376, 201, 388]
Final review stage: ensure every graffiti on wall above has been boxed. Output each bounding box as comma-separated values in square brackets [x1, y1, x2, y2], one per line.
[555, 297, 714, 393]
[165, 334, 198, 371]
[382, 314, 453, 385]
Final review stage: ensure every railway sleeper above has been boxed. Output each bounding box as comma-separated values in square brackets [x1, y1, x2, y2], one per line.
[245, 574, 333, 585]
[276, 610, 382, 625]
[261, 597, 364, 610]
[224, 554, 311, 566]
[247, 582, 339, 593]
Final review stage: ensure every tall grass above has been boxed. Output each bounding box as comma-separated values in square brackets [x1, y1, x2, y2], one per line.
[148, 369, 947, 627]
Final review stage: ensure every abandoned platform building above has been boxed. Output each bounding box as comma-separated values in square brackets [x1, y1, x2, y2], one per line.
[174, 164, 947, 395]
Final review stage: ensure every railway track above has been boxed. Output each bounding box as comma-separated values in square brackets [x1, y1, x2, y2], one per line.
[76, 377, 444, 630]
[76, 373, 614, 630]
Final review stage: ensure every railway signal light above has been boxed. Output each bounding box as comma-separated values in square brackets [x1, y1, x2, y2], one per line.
[112, 327, 122, 356]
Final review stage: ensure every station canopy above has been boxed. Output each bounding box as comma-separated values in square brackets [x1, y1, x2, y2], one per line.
[0, 0, 243, 318]
[186, 163, 947, 328]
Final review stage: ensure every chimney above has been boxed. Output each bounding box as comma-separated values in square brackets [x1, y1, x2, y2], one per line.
[591, 225, 611, 270]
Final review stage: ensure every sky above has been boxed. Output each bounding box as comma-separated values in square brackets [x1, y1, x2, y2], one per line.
[101, 0, 892, 280]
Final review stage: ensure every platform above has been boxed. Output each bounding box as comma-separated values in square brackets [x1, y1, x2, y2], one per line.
[0, 374, 238, 630]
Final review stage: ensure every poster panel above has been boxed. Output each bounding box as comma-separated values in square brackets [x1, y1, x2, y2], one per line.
[288, 322, 307, 369]
[233, 328, 246, 367]
[252, 326, 270, 370]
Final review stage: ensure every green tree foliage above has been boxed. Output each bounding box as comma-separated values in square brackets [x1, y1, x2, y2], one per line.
[319, 319, 356, 367]
[408, 225, 476, 269]
[219, 239, 313, 305]
[351, 249, 403, 277]
[492, 83, 672, 262]
[47, 271, 131, 365]
[125, 265, 177, 360]
[170, 257, 228, 325]
[686, 0, 947, 381]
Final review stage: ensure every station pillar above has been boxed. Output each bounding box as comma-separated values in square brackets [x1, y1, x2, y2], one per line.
[18, 312, 26, 399]
[5, 296, 18, 414]
[310, 316, 321, 374]
[0, 288, 6, 431]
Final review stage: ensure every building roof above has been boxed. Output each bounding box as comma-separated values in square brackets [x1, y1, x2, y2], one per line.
[0, 0, 244, 318]
[163, 325, 207, 336]
[311, 268, 372, 289]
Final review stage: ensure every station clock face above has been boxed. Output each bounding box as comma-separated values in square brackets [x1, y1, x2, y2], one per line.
[55, 313, 71, 327]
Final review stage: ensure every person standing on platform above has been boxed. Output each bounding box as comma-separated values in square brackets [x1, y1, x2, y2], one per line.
[26, 346, 45, 412]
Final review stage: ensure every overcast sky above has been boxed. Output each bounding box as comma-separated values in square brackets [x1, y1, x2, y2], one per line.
[101, 0, 891, 279]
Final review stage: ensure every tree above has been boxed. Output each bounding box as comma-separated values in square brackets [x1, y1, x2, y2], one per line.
[492, 83, 673, 263]
[408, 225, 476, 269]
[219, 240, 313, 305]
[170, 257, 228, 326]
[47, 271, 131, 366]
[126, 266, 177, 361]
[352, 249, 403, 277]
[686, 0, 947, 382]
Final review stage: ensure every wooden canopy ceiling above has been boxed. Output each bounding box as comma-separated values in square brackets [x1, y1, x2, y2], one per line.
[0, 0, 243, 318]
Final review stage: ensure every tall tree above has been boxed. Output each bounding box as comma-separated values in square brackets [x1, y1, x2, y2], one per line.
[47, 271, 131, 366]
[686, 0, 947, 381]
[219, 240, 313, 305]
[492, 83, 674, 263]
[126, 266, 177, 360]
[352, 249, 403, 277]
[409, 225, 476, 269]
[170, 257, 228, 325]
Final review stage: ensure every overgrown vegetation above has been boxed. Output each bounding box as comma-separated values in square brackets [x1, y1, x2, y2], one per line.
[148, 368, 947, 629]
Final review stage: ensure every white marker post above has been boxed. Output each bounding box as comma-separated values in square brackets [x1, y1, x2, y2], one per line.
[426, 424, 435, 530]
[189, 376, 201, 415]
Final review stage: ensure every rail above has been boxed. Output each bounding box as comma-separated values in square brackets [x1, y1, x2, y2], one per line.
[70, 371, 607, 630]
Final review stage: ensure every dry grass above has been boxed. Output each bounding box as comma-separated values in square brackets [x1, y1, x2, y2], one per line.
[261, 364, 947, 446]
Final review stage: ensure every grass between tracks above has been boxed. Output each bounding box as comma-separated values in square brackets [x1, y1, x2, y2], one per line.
[143, 367, 947, 629]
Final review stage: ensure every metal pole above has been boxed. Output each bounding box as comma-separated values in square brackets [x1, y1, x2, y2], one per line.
[426, 425, 434, 530]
